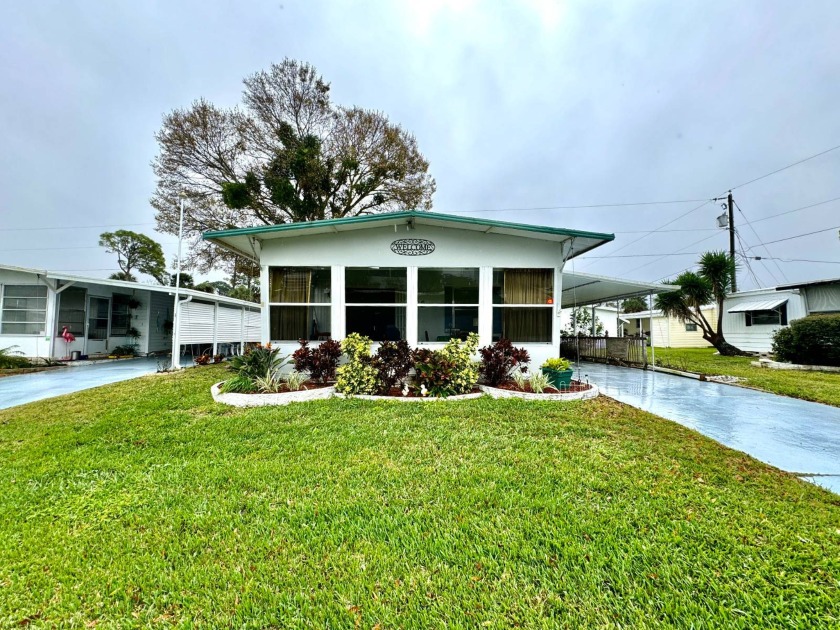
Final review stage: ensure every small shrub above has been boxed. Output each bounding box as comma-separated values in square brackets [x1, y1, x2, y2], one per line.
[293, 339, 341, 383]
[227, 344, 288, 381]
[212, 354, 224, 364]
[511, 368, 528, 390]
[193, 354, 211, 366]
[335, 360, 379, 395]
[528, 370, 551, 394]
[541, 357, 571, 371]
[111, 345, 137, 356]
[254, 370, 286, 393]
[220, 373, 258, 393]
[371, 340, 413, 394]
[284, 370, 308, 391]
[772, 314, 840, 366]
[341, 333, 373, 361]
[413, 333, 480, 397]
[478, 338, 530, 386]
[0, 346, 31, 369]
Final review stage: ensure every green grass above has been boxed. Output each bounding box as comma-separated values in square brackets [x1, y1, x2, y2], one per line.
[653, 347, 840, 407]
[1, 367, 838, 627]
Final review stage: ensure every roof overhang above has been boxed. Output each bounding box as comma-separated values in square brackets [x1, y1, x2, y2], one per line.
[202, 211, 615, 262]
[561, 271, 677, 307]
[727, 298, 788, 313]
[775, 277, 840, 291]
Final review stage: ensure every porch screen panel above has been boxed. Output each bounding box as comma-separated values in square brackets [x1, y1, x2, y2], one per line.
[345, 268, 407, 341]
[110, 294, 132, 336]
[57, 287, 86, 336]
[1, 285, 48, 335]
[418, 268, 479, 342]
[492, 268, 553, 343]
[268, 267, 331, 341]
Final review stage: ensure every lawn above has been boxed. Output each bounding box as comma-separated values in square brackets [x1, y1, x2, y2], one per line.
[1, 366, 838, 627]
[653, 347, 840, 408]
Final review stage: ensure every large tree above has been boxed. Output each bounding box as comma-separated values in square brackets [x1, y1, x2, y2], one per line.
[99, 230, 167, 284]
[152, 59, 436, 273]
[622, 297, 648, 313]
[655, 251, 744, 356]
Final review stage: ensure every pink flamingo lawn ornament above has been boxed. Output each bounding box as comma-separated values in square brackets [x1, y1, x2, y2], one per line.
[61, 325, 76, 359]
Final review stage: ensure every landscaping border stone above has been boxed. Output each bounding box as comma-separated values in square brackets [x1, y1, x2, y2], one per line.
[479, 383, 599, 401]
[211, 382, 335, 407]
[334, 392, 483, 402]
[751, 358, 840, 373]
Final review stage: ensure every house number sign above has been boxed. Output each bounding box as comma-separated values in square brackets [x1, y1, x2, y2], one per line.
[390, 238, 435, 256]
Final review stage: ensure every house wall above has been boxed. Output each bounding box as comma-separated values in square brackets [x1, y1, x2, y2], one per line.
[723, 289, 807, 353]
[662, 307, 716, 348]
[0, 268, 52, 358]
[558, 306, 624, 337]
[257, 223, 567, 366]
[147, 291, 173, 353]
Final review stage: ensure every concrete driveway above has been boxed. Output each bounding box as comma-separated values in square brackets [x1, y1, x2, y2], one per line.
[0, 357, 165, 411]
[580, 362, 840, 493]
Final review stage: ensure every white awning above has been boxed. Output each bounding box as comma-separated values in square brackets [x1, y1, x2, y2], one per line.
[561, 271, 676, 307]
[727, 298, 787, 313]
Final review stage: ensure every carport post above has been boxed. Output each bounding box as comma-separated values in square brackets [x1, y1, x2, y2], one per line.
[649, 291, 655, 369]
[212, 302, 219, 357]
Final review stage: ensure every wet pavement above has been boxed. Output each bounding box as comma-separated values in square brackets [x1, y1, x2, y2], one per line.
[0, 357, 166, 411]
[578, 362, 840, 494]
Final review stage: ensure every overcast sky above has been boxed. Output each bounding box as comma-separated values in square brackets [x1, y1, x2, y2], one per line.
[1, 0, 838, 290]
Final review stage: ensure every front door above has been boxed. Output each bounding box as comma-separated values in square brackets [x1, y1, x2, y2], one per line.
[86, 296, 110, 355]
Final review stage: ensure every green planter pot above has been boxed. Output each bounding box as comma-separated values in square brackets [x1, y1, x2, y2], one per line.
[541, 367, 574, 389]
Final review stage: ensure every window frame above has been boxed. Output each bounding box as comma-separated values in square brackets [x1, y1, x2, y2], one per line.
[345, 267, 408, 341]
[685, 322, 698, 332]
[491, 268, 555, 344]
[267, 266, 332, 342]
[417, 267, 480, 344]
[0, 284, 48, 336]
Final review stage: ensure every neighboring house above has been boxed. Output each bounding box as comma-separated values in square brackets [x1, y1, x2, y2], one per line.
[624, 307, 717, 348]
[723, 278, 840, 353]
[203, 211, 674, 367]
[0, 264, 260, 359]
[559, 305, 629, 337]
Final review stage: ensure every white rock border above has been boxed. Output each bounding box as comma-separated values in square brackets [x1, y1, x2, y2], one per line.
[479, 383, 599, 401]
[334, 391, 483, 402]
[751, 358, 840, 373]
[211, 382, 335, 407]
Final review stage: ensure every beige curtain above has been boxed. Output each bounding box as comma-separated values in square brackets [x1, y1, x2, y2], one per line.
[503, 269, 551, 304]
[270, 269, 312, 340]
[503, 308, 551, 342]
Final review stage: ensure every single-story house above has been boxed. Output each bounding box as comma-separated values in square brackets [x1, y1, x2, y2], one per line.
[559, 304, 630, 338]
[0, 264, 260, 360]
[203, 211, 674, 366]
[722, 277, 840, 352]
[624, 307, 717, 348]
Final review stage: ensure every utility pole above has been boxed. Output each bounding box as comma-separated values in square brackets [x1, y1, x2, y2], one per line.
[727, 190, 737, 293]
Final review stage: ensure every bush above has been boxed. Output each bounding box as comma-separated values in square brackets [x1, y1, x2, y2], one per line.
[541, 357, 571, 371]
[413, 333, 480, 397]
[220, 373, 258, 393]
[0, 346, 31, 369]
[292, 339, 341, 383]
[772, 314, 840, 366]
[335, 360, 379, 395]
[478, 339, 530, 386]
[341, 333, 373, 361]
[371, 340, 413, 394]
[227, 344, 288, 381]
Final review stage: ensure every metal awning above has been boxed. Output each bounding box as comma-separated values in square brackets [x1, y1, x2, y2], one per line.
[561, 271, 677, 307]
[727, 298, 788, 313]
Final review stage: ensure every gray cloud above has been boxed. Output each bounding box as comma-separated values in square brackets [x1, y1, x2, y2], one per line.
[1, 0, 838, 288]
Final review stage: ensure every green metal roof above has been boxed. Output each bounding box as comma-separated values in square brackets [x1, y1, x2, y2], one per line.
[203, 210, 614, 242]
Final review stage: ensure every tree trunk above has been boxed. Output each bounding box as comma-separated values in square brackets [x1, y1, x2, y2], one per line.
[705, 332, 747, 356]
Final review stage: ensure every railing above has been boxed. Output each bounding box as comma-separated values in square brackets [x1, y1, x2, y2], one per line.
[560, 336, 648, 367]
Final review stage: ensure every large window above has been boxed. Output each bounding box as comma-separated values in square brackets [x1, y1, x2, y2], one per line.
[57, 287, 86, 336]
[492, 268, 554, 342]
[268, 267, 331, 341]
[746, 304, 787, 326]
[418, 268, 479, 342]
[88, 297, 110, 340]
[346, 267, 406, 341]
[111, 294, 132, 336]
[1, 285, 47, 335]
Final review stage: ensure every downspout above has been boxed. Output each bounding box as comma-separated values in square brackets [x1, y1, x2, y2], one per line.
[649, 291, 655, 370]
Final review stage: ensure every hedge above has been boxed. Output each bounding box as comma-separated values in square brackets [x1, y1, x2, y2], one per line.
[772, 313, 840, 366]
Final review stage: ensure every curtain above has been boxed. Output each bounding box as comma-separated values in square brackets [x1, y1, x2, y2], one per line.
[503, 269, 551, 304]
[270, 269, 312, 340]
[503, 308, 551, 342]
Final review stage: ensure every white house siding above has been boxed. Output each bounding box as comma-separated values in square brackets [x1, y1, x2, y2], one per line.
[623, 309, 715, 348]
[559, 306, 625, 337]
[258, 223, 568, 367]
[147, 291, 173, 353]
[803, 285, 840, 313]
[723, 289, 807, 353]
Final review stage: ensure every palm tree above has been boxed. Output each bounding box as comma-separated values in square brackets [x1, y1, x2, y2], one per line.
[655, 251, 744, 356]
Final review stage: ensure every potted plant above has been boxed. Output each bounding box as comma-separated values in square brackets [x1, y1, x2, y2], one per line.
[540, 357, 573, 388]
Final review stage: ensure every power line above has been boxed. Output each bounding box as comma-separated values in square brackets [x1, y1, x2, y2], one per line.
[0, 243, 177, 252]
[733, 201, 788, 283]
[443, 199, 709, 213]
[0, 222, 157, 232]
[750, 224, 840, 246]
[751, 195, 840, 224]
[621, 230, 724, 276]
[747, 257, 840, 264]
[734, 229, 771, 287]
[730, 143, 840, 191]
[581, 252, 703, 259]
